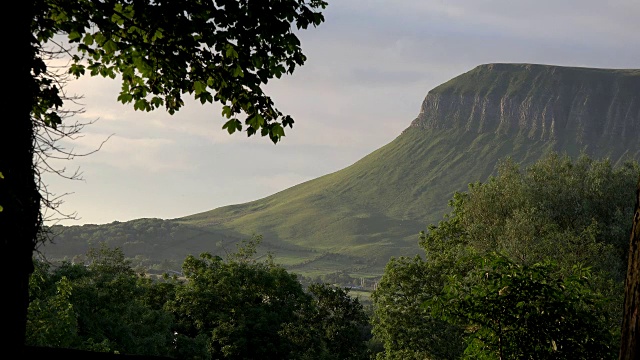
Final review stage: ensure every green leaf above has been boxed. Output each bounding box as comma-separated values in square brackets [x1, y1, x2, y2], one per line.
[222, 119, 242, 134]
[151, 96, 163, 108]
[225, 44, 238, 59]
[199, 92, 213, 104]
[221, 106, 232, 118]
[252, 56, 263, 68]
[94, 33, 107, 45]
[231, 65, 244, 78]
[69, 63, 86, 77]
[111, 12, 124, 25]
[153, 29, 164, 40]
[271, 123, 285, 138]
[103, 39, 118, 54]
[282, 115, 294, 128]
[193, 81, 206, 95]
[134, 99, 148, 111]
[247, 113, 264, 129]
[68, 31, 82, 42]
[83, 34, 94, 46]
[117, 93, 134, 103]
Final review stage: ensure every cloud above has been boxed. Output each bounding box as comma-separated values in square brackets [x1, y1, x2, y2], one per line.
[53, 132, 192, 173]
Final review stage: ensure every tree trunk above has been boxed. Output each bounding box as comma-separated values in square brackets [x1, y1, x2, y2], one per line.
[1, 0, 39, 354]
[620, 176, 640, 359]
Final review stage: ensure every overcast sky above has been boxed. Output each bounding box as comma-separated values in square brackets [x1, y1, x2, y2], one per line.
[44, 0, 640, 226]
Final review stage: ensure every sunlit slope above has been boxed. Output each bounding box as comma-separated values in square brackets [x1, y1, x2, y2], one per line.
[178, 64, 640, 275]
[178, 127, 557, 273]
[44, 64, 640, 277]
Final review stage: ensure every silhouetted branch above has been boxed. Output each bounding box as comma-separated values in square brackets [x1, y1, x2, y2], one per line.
[33, 40, 112, 245]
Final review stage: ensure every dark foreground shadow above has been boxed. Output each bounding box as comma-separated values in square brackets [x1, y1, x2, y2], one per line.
[21, 346, 174, 360]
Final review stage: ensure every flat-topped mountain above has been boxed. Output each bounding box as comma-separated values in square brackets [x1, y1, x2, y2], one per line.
[413, 63, 639, 156]
[44, 64, 640, 277]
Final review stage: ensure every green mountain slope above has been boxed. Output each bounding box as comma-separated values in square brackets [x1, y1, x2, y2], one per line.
[43, 64, 640, 277]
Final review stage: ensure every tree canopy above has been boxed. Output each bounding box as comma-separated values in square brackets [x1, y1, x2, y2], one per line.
[4, 0, 328, 353]
[372, 153, 639, 359]
[431, 254, 615, 359]
[27, 240, 371, 359]
[33, 0, 328, 142]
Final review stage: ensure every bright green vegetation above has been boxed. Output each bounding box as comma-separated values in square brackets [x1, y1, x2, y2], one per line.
[432, 63, 639, 99]
[28, 239, 371, 359]
[371, 154, 638, 359]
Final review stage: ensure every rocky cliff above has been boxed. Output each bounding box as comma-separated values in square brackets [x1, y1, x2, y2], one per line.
[45, 63, 640, 278]
[411, 64, 639, 150]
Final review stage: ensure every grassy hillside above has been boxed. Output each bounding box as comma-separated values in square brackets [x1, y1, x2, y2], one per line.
[45, 126, 619, 277]
[431, 64, 639, 97]
[42, 64, 640, 278]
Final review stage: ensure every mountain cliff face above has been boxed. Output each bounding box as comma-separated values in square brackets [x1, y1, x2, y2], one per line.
[44, 64, 640, 277]
[410, 64, 639, 154]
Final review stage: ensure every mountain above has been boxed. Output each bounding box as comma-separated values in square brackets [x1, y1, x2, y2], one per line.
[43, 63, 640, 278]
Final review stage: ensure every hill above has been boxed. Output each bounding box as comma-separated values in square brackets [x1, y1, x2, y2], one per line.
[42, 63, 640, 278]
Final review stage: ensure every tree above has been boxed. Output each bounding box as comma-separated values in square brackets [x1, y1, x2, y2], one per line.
[4, 0, 327, 353]
[27, 240, 372, 359]
[169, 244, 307, 359]
[456, 154, 638, 279]
[431, 253, 616, 359]
[27, 245, 175, 355]
[27, 261, 78, 349]
[620, 176, 640, 359]
[304, 283, 371, 360]
[371, 254, 467, 359]
[372, 153, 638, 358]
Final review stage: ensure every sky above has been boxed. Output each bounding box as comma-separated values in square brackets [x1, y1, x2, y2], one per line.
[43, 0, 640, 226]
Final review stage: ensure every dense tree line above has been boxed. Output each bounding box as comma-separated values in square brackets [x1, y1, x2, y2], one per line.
[372, 153, 639, 359]
[28, 238, 370, 359]
[44, 219, 242, 273]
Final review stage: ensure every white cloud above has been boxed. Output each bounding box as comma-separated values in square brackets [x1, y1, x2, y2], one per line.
[55, 132, 191, 173]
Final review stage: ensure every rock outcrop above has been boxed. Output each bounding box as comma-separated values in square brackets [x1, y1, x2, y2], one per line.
[45, 63, 640, 279]
[411, 63, 640, 148]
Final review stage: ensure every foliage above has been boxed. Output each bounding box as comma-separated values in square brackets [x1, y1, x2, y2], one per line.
[166, 236, 370, 359]
[371, 153, 638, 358]
[305, 283, 371, 360]
[27, 262, 78, 348]
[169, 252, 309, 359]
[371, 255, 466, 360]
[33, 0, 327, 143]
[27, 245, 174, 355]
[28, 240, 373, 359]
[429, 253, 616, 359]
[457, 153, 638, 279]
[44, 218, 235, 272]
[9, 0, 327, 351]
